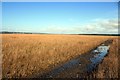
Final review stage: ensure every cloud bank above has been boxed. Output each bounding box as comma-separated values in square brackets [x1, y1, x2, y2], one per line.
[2, 18, 118, 34]
[41, 18, 118, 34]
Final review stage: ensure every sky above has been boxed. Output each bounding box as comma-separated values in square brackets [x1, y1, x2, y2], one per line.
[2, 0, 120, 2]
[2, 2, 118, 34]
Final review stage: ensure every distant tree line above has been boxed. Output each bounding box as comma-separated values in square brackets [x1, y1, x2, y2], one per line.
[0, 31, 46, 34]
[78, 34, 120, 36]
[0, 31, 120, 36]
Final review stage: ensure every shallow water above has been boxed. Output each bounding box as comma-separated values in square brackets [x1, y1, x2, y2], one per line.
[40, 40, 112, 78]
[46, 58, 80, 77]
[87, 45, 110, 72]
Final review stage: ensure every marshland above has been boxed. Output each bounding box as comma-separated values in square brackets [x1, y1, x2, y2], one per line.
[2, 2, 119, 79]
[2, 34, 119, 78]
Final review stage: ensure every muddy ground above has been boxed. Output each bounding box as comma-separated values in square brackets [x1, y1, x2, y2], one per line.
[2, 34, 118, 79]
[89, 38, 119, 78]
[33, 39, 115, 78]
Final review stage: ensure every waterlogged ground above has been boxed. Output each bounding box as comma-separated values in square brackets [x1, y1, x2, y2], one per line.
[90, 38, 119, 78]
[2, 34, 115, 78]
[37, 40, 113, 78]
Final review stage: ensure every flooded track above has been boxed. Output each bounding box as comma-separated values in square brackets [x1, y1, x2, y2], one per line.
[37, 39, 113, 78]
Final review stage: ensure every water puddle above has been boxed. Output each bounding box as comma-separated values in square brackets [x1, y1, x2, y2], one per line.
[39, 39, 113, 78]
[87, 44, 111, 72]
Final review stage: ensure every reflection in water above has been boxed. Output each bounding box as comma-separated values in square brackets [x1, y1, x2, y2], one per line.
[88, 45, 110, 72]
[40, 40, 112, 78]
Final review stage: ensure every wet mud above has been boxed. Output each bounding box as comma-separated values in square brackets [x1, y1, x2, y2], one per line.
[34, 39, 113, 78]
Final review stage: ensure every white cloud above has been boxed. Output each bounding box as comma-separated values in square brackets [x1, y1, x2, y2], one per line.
[77, 18, 118, 34]
[38, 18, 118, 34]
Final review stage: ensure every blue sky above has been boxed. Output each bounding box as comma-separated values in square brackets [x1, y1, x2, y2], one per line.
[2, 2, 118, 34]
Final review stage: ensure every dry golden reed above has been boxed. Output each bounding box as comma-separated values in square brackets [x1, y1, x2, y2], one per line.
[2, 34, 113, 78]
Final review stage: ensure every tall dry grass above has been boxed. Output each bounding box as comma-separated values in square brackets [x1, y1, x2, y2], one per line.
[89, 37, 119, 78]
[2, 34, 111, 78]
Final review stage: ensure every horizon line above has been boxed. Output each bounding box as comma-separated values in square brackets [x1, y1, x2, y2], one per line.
[1, 31, 119, 35]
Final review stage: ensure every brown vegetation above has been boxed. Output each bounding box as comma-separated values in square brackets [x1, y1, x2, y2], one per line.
[2, 34, 114, 78]
[89, 37, 119, 78]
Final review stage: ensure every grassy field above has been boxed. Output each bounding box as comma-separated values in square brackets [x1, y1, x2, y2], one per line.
[2, 34, 116, 78]
[88, 37, 119, 78]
